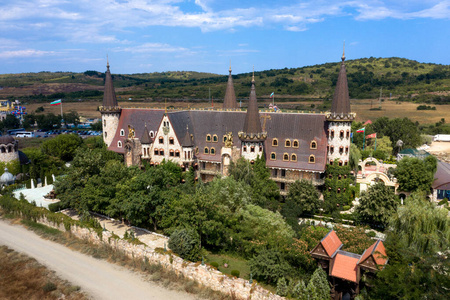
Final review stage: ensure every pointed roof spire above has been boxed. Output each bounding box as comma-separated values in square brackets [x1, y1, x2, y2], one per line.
[241, 67, 263, 139]
[102, 58, 118, 108]
[140, 124, 151, 144]
[331, 46, 351, 116]
[181, 125, 193, 147]
[223, 61, 238, 109]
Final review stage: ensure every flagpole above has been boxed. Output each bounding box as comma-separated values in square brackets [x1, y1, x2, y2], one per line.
[363, 130, 366, 151]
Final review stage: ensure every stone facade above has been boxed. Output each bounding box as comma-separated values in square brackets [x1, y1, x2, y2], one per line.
[102, 112, 120, 147]
[37, 215, 284, 300]
[0, 137, 19, 163]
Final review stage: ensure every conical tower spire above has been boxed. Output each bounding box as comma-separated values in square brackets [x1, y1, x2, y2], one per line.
[102, 59, 119, 109]
[239, 67, 265, 141]
[223, 61, 238, 109]
[330, 44, 351, 117]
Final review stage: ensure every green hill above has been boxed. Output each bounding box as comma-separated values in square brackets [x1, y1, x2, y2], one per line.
[1, 57, 449, 104]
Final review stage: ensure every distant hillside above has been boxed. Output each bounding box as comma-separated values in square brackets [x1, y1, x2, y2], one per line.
[1, 57, 449, 104]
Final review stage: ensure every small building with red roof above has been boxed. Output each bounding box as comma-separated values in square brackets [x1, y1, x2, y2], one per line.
[310, 229, 388, 300]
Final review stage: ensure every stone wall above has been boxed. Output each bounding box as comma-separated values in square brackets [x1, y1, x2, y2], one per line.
[37, 216, 284, 300]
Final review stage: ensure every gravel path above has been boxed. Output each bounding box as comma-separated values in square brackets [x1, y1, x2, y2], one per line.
[0, 220, 196, 300]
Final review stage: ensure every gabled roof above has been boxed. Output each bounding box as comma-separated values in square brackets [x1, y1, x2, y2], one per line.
[358, 240, 388, 268]
[330, 53, 351, 116]
[181, 126, 194, 147]
[310, 229, 343, 258]
[223, 66, 237, 109]
[331, 251, 361, 283]
[103, 62, 118, 108]
[242, 73, 262, 136]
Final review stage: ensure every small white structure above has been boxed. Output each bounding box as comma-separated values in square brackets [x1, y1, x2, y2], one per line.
[434, 134, 450, 142]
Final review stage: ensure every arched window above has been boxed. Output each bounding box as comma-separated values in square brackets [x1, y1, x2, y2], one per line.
[293, 140, 299, 148]
[105, 132, 107, 138]
[345, 146, 349, 154]
[309, 155, 315, 163]
[175, 150, 180, 157]
[330, 146, 334, 154]
[339, 160, 343, 166]
[270, 152, 276, 160]
[243, 146, 247, 152]
[330, 159, 334, 165]
[340, 130, 344, 139]
[213, 135, 218, 142]
[159, 137, 164, 144]
[331, 130, 335, 138]
[169, 137, 174, 145]
[250, 146, 255, 152]
[154, 149, 159, 155]
[337, 188, 341, 194]
[169, 149, 175, 157]
[291, 154, 297, 161]
[159, 149, 164, 156]
[346, 130, 350, 139]
[339, 146, 344, 154]
[223, 135, 227, 143]
[285, 139, 291, 147]
[283, 153, 289, 161]
[120, 129, 125, 136]
[150, 131, 154, 138]
[272, 138, 278, 146]
[103, 119, 106, 126]
[344, 160, 348, 166]
[206, 134, 211, 142]
[338, 174, 342, 180]
[259, 145, 263, 152]
[204, 147, 209, 154]
[118, 141, 122, 148]
[310, 140, 317, 149]
[211, 147, 215, 155]
[329, 174, 333, 179]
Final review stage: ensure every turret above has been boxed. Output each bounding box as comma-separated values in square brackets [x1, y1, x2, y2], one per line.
[238, 68, 266, 161]
[223, 62, 238, 109]
[100, 58, 121, 147]
[326, 45, 355, 166]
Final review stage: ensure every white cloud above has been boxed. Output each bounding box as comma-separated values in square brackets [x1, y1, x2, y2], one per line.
[118, 43, 191, 54]
[0, 49, 55, 58]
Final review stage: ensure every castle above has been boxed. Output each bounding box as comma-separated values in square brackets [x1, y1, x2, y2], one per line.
[100, 52, 354, 193]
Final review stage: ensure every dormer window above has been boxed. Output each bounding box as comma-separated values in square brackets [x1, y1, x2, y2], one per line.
[204, 147, 209, 154]
[150, 131, 154, 138]
[283, 153, 289, 161]
[291, 154, 297, 162]
[223, 135, 228, 143]
[206, 134, 211, 142]
[310, 140, 317, 149]
[213, 135, 218, 142]
[309, 155, 315, 163]
[270, 152, 276, 160]
[159, 137, 164, 144]
[120, 129, 125, 136]
[211, 147, 215, 155]
[118, 141, 122, 148]
[272, 138, 278, 146]
[285, 139, 291, 147]
[293, 140, 299, 148]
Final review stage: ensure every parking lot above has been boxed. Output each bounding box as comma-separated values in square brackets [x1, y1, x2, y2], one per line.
[31, 129, 102, 138]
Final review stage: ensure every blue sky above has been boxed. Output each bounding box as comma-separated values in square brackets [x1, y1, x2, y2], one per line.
[1, 0, 449, 75]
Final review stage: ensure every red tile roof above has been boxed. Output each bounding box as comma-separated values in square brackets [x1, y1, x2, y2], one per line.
[358, 240, 388, 267]
[321, 230, 342, 257]
[331, 252, 359, 283]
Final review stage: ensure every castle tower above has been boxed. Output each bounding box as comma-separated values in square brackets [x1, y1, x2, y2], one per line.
[223, 62, 238, 109]
[326, 45, 355, 166]
[238, 68, 266, 161]
[140, 125, 152, 160]
[100, 59, 121, 147]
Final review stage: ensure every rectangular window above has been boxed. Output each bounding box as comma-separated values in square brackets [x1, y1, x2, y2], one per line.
[281, 169, 286, 177]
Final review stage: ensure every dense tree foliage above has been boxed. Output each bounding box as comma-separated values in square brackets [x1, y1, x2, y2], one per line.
[356, 183, 398, 229]
[41, 133, 83, 161]
[368, 192, 450, 299]
[323, 162, 354, 214]
[285, 179, 320, 216]
[0, 115, 20, 131]
[168, 227, 201, 262]
[394, 156, 437, 193]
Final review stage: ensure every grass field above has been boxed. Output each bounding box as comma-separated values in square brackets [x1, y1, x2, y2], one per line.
[24, 99, 449, 125]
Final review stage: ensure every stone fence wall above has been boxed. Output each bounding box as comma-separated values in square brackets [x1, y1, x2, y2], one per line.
[38, 216, 284, 300]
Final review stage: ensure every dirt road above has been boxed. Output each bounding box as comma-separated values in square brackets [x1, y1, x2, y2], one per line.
[0, 220, 196, 300]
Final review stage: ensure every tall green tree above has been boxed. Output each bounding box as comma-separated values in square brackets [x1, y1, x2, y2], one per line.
[394, 156, 437, 193]
[41, 133, 83, 161]
[285, 179, 320, 216]
[308, 267, 330, 300]
[356, 183, 398, 229]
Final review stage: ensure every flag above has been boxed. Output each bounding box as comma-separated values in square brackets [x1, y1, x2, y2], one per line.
[356, 127, 365, 133]
[50, 99, 62, 106]
[366, 133, 377, 139]
[350, 132, 353, 138]
[270, 92, 274, 98]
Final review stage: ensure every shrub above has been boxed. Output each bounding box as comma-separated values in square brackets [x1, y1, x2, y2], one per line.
[276, 277, 288, 297]
[367, 231, 376, 238]
[209, 261, 219, 269]
[230, 270, 240, 278]
[42, 281, 57, 292]
[168, 227, 201, 262]
[343, 205, 351, 211]
[438, 198, 448, 206]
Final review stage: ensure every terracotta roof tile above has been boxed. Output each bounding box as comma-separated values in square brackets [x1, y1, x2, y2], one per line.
[358, 240, 388, 268]
[331, 252, 360, 283]
[321, 230, 343, 257]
